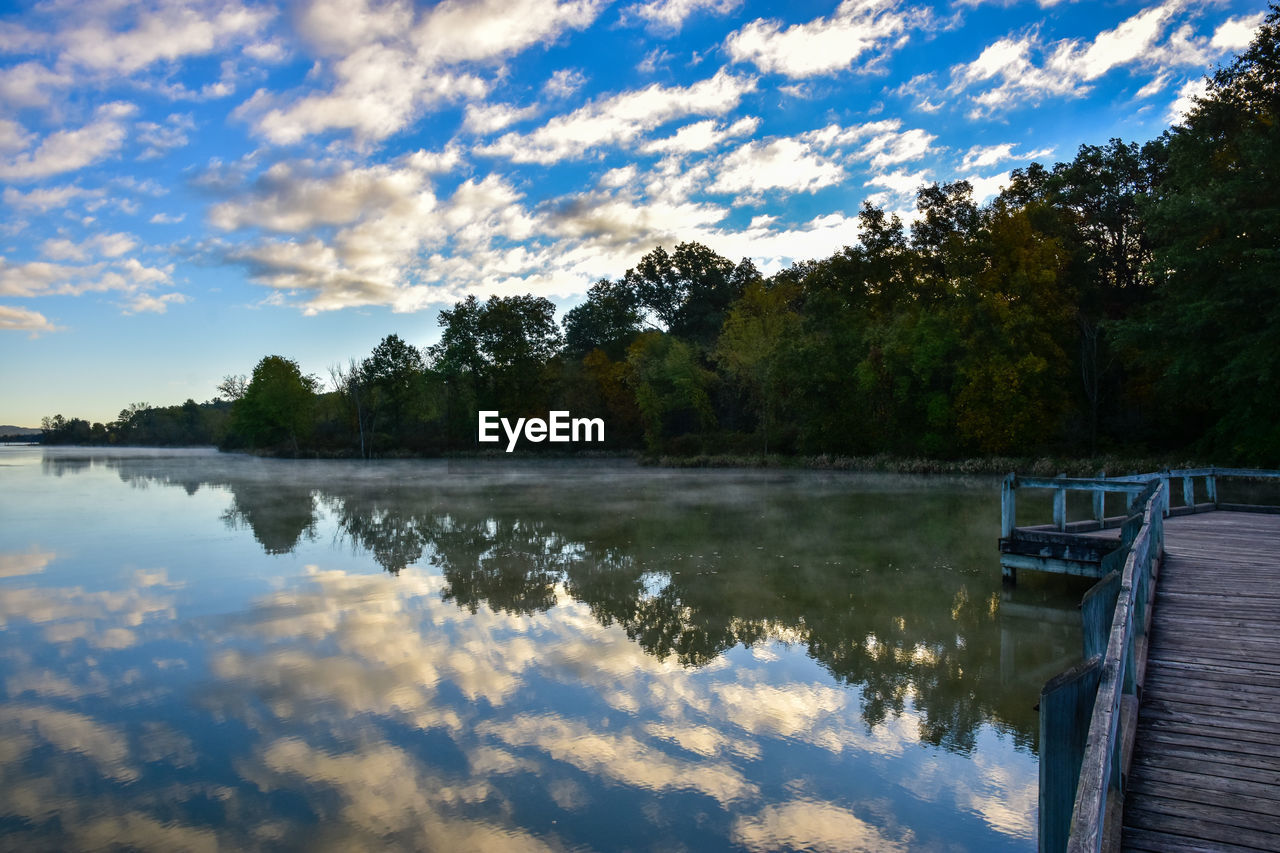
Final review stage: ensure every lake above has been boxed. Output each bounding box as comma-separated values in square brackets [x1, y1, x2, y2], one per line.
[0, 447, 1087, 851]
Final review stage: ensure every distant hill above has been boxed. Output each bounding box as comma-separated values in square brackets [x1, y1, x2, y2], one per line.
[0, 425, 40, 436]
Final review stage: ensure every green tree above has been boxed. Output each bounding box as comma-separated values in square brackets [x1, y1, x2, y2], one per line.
[624, 243, 757, 346]
[715, 280, 802, 453]
[626, 332, 716, 453]
[429, 294, 563, 443]
[363, 334, 432, 451]
[1132, 6, 1280, 461]
[953, 203, 1074, 454]
[229, 355, 319, 452]
[563, 277, 643, 360]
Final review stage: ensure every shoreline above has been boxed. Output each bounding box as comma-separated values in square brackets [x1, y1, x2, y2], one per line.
[25, 443, 1205, 476]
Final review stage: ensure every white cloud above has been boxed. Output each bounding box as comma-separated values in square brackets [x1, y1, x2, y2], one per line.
[149, 212, 187, 224]
[243, 38, 289, 62]
[948, 35, 1084, 115]
[960, 143, 1054, 170]
[598, 165, 637, 188]
[41, 232, 138, 262]
[725, 0, 931, 78]
[859, 126, 935, 169]
[208, 157, 441, 233]
[237, 53, 487, 145]
[544, 68, 587, 98]
[136, 113, 196, 160]
[0, 102, 137, 181]
[478, 68, 757, 164]
[1065, 2, 1179, 81]
[638, 46, 673, 74]
[0, 118, 32, 154]
[640, 116, 759, 154]
[1135, 73, 1170, 99]
[1211, 12, 1264, 51]
[0, 255, 175, 310]
[950, 0, 1250, 118]
[1167, 76, 1208, 124]
[249, 0, 603, 144]
[52, 0, 273, 76]
[0, 304, 61, 335]
[963, 171, 1012, 203]
[864, 167, 931, 196]
[710, 137, 845, 197]
[801, 119, 900, 150]
[413, 0, 603, 64]
[464, 102, 541, 135]
[122, 291, 188, 314]
[4, 183, 99, 212]
[0, 61, 71, 108]
[623, 0, 742, 36]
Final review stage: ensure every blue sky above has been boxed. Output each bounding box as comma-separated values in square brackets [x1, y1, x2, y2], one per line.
[0, 0, 1266, 427]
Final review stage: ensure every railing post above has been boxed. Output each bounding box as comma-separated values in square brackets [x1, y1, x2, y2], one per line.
[1055, 473, 1067, 531]
[1160, 470, 1171, 517]
[1040, 657, 1103, 853]
[1093, 471, 1105, 522]
[1183, 475, 1195, 509]
[1206, 468, 1218, 506]
[1002, 473, 1016, 539]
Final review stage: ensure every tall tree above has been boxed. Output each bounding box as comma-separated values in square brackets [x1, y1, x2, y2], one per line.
[563, 277, 643, 360]
[626, 332, 716, 453]
[715, 280, 802, 453]
[1133, 6, 1280, 461]
[363, 334, 432, 450]
[624, 243, 756, 346]
[229, 356, 319, 452]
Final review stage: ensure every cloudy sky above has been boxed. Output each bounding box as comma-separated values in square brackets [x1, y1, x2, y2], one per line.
[0, 0, 1266, 426]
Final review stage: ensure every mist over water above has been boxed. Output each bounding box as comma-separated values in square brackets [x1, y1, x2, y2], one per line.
[0, 447, 1086, 851]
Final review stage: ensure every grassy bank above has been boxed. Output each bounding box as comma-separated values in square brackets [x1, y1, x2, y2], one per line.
[646, 453, 1206, 477]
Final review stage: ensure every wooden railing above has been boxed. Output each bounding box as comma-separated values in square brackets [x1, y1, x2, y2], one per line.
[1004, 467, 1280, 540]
[1030, 467, 1280, 852]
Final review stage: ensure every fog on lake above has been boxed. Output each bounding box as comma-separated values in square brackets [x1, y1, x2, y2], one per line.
[0, 447, 1088, 851]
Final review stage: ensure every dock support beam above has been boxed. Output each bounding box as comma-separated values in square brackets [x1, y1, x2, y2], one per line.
[1054, 474, 1067, 531]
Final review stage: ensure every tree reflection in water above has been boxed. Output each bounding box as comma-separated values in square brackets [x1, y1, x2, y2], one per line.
[80, 452, 1083, 753]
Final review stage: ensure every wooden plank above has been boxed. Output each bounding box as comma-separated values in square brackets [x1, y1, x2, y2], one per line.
[1124, 792, 1280, 838]
[1137, 717, 1280, 749]
[1124, 807, 1280, 851]
[1129, 752, 1280, 788]
[1143, 676, 1280, 703]
[1133, 728, 1280, 770]
[1139, 655, 1280, 683]
[1140, 695, 1280, 726]
[1128, 767, 1280, 807]
[1123, 825, 1271, 853]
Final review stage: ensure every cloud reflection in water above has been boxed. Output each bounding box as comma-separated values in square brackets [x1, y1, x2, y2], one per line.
[0, 449, 1082, 850]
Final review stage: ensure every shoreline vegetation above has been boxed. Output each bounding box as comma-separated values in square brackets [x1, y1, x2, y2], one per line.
[27, 443, 1203, 480]
[32, 14, 1280, 468]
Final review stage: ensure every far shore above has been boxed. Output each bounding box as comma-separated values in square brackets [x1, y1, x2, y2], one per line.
[22, 442, 1205, 477]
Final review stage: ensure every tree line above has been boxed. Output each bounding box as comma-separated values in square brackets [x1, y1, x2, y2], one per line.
[40, 10, 1280, 464]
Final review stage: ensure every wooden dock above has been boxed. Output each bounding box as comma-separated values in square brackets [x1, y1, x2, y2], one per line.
[1121, 511, 1280, 852]
[1002, 468, 1280, 852]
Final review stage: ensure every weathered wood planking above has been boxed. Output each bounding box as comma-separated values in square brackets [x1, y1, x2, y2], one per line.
[1120, 512, 1280, 852]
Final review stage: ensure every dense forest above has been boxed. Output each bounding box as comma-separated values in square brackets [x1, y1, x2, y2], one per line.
[40, 11, 1280, 464]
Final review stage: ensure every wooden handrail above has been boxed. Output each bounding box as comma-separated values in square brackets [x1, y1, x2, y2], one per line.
[1062, 480, 1165, 852]
[1004, 467, 1280, 537]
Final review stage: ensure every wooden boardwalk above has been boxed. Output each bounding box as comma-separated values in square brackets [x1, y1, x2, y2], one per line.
[1121, 511, 1280, 852]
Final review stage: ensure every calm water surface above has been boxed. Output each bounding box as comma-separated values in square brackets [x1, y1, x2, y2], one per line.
[0, 448, 1088, 851]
